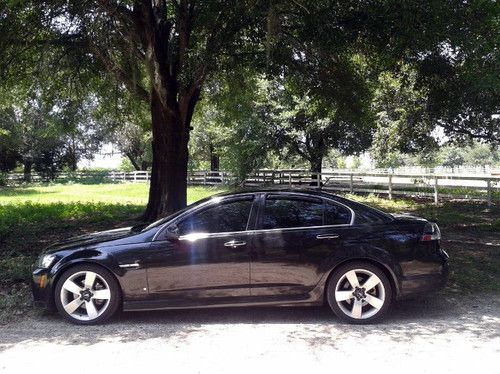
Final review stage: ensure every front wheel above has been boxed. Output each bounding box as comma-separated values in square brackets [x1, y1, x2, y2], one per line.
[54, 264, 121, 325]
[326, 262, 392, 324]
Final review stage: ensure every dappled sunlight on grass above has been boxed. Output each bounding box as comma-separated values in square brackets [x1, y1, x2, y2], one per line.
[0, 184, 228, 205]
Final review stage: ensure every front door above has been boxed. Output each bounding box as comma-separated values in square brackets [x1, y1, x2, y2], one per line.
[145, 196, 255, 307]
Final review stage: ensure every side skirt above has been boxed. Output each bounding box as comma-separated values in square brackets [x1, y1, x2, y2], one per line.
[122, 293, 326, 312]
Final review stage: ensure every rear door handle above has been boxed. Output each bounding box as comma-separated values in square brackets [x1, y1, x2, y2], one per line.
[316, 234, 340, 240]
[224, 240, 247, 248]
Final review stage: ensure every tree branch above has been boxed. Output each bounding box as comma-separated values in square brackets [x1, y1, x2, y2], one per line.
[88, 41, 150, 103]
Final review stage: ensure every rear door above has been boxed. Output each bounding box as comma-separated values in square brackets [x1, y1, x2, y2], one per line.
[249, 193, 353, 300]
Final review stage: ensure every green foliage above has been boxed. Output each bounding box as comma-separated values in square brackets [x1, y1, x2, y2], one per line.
[191, 70, 274, 181]
[118, 158, 136, 172]
[415, 0, 500, 142]
[439, 146, 465, 167]
[461, 143, 500, 166]
[371, 68, 437, 167]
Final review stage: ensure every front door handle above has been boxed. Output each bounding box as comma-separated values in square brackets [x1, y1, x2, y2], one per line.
[316, 234, 340, 240]
[224, 240, 247, 248]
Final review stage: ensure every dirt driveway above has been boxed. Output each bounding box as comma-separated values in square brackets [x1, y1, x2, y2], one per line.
[1, 294, 499, 374]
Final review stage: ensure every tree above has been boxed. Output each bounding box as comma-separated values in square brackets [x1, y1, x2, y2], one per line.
[268, 70, 373, 181]
[370, 68, 438, 168]
[0, 107, 21, 172]
[3, 0, 267, 218]
[439, 145, 465, 168]
[415, 0, 500, 143]
[190, 71, 274, 181]
[3, 0, 498, 220]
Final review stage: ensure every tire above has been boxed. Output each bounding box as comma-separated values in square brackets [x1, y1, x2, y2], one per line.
[326, 261, 392, 324]
[54, 264, 121, 325]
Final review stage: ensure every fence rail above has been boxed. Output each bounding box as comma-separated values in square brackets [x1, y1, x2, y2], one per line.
[4, 169, 500, 205]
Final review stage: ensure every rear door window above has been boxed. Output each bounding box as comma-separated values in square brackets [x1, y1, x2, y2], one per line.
[261, 197, 324, 229]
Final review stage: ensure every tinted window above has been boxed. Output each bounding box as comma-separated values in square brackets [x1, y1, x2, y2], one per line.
[262, 197, 323, 229]
[177, 198, 253, 235]
[324, 202, 351, 225]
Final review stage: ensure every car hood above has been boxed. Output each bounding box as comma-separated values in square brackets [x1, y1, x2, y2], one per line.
[43, 227, 142, 253]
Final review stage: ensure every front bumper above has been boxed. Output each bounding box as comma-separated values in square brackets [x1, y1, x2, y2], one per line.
[31, 267, 55, 310]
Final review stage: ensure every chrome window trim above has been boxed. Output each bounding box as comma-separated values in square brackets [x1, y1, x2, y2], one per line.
[174, 223, 353, 241]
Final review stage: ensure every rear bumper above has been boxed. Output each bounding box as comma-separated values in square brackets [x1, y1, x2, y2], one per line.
[398, 252, 449, 299]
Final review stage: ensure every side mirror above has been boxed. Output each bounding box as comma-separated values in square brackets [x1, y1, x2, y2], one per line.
[165, 224, 180, 242]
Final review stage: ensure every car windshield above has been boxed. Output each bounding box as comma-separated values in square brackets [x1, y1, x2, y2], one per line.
[141, 195, 216, 231]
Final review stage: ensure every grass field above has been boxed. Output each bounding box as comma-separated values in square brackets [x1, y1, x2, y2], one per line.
[0, 183, 498, 322]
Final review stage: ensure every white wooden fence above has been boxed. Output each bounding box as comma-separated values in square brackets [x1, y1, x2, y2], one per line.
[5, 169, 500, 205]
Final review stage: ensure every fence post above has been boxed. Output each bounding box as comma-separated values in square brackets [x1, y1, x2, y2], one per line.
[133, 172, 137, 183]
[433, 176, 439, 205]
[388, 174, 393, 200]
[486, 179, 492, 207]
[349, 173, 354, 194]
[317, 172, 321, 187]
[288, 172, 292, 186]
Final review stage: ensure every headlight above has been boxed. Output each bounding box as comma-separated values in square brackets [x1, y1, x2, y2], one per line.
[37, 254, 56, 269]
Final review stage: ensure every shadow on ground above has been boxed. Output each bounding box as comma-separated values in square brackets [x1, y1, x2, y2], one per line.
[1, 293, 499, 352]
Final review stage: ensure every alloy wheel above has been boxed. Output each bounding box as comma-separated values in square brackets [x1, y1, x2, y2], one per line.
[334, 268, 386, 320]
[59, 270, 112, 321]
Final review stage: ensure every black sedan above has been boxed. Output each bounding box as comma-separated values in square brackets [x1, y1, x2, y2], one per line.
[32, 189, 449, 324]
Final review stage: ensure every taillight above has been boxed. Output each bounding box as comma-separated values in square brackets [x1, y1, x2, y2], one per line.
[422, 222, 441, 241]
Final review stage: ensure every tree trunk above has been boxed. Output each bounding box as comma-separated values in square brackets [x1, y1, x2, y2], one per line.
[125, 152, 141, 171]
[142, 90, 191, 222]
[68, 137, 77, 171]
[209, 143, 220, 171]
[310, 155, 323, 186]
[23, 158, 32, 183]
[69, 154, 77, 172]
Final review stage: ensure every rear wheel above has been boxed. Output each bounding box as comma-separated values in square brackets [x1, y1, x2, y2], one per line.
[326, 262, 392, 324]
[54, 264, 121, 325]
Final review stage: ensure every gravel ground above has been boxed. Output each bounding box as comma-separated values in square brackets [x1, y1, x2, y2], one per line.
[1, 294, 499, 374]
